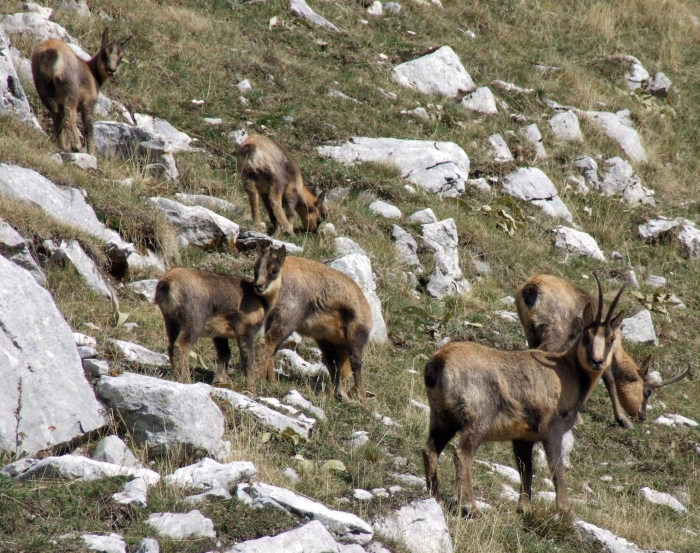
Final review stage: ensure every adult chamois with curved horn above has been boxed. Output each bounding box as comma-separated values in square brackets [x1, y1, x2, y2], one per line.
[515, 274, 690, 427]
[423, 274, 626, 514]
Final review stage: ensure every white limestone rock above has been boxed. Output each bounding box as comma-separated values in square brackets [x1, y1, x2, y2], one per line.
[284, 390, 326, 421]
[0, 28, 41, 129]
[283, 467, 300, 485]
[392, 225, 422, 269]
[319, 137, 469, 197]
[134, 538, 159, 553]
[502, 167, 573, 222]
[83, 359, 110, 377]
[647, 72, 672, 97]
[620, 310, 658, 346]
[329, 253, 388, 342]
[487, 134, 514, 162]
[521, 124, 547, 158]
[422, 218, 470, 299]
[225, 520, 339, 553]
[369, 200, 402, 219]
[409, 208, 437, 224]
[112, 477, 148, 507]
[677, 223, 700, 259]
[14, 455, 159, 486]
[375, 498, 453, 553]
[185, 487, 233, 503]
[644, 274, 666, 288]
[212, 387, 315, 439]
[460, 86, 498, 114]
[111, 340, 170, 366]
[247, 482, 374, 544]
[392, 46, 475, 98]
[553, 226, 605, 261]
[164, 458, 257, 490]
[289, 0, 340, 32]
[148, 510, 216, 539]
[82, 533, 127, 553]
[276, 349, 329, 378]
[640, 487, 686, 513]
[236, 230, 303, 254]
[574, 520, 669, 553]
[97, 372, 231, 459]
[134, 113, 194, 153]
[150, 197, 239, 251]
[174, 193, 239, 217]
[0, 218, 45, 284]
[93, 436, 141, 468]
[63, 153, 98, 170]
[354, 489, 373, 500]
[44, 239, 114, 298]
[549, 111, 583, 141]
[128, 279, 158, 302]
[600, 157, 655, 205]
[390, 473, 426, 489]
[580, 110, 647, 163]
[384, 3, 402, 14]
[367, 1, 383, 15]
[334, 237, 367, 257]
[344, 430, 370, 449]
[0, 256, 107, 457]
[638, 217, 682, 241]
[22, 3, 53, 19]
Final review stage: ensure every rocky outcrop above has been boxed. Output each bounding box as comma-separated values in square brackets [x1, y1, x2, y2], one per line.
[0, 255, 107, 457]
[0, 28, 41, 129]
[318, 137, 469, 197]
[422, 219, 470, 299]
[174, 193, 239, 217]
[0, 218, 45, 284]
[96, 372, 231, 459]
[392, 46, 475, 98]
[43, 239, 114, 298]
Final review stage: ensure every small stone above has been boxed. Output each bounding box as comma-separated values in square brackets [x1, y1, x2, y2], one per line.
[93, 435, 141, 468]
[390, 473, 426, 489]
[377, 88, 398, 101]
[112, 477, 148, 507]
[81, 533, 126, 553]
[549, 110, 583, 141]
[147, 510, 216, 539]
[620, 310, 658, 345]
[404, 184, 416, 194]
[133, 538, 159, 553]
[78, 346, 98, 359]
[521, 124, 547, 158]
[645, 274, 667, 288]
[640, 487, 687, 513]
[283, 467, 300, 485]
[408, 208, 437, 224]
[184, 487, 232, 503]
[388, 485, 402, 494]
[384, 2, 401, 14]
[461, 87, 498, 115]
[203, 117, 222, 126]
[318, 222, 337, 237]
[369, 200, 402, 219]
[345, 430, 369, 448]
[647, 72, 672, 98]
[367, 1, 383, 15]
[63, 153, 98, 170]
[237, 79, 252, 93]
[553, 226, 605, 261]
[610, 251, 624, 261]
[354, 489, 373, 500]
[83, 359, 109, 377]
[487, 134, 513, 162]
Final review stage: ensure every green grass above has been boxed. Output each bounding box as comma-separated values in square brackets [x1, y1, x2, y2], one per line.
[1, 0, 700, 551]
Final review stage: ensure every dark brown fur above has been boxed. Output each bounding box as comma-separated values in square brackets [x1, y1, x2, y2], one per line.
[423, 276, 626, 514]
[253, 254, 372, 402]
[31, 28, 131, 156]
[155, 244, 284, 387]
[514, 274, 675, 428]
[237, 134, 328, 236]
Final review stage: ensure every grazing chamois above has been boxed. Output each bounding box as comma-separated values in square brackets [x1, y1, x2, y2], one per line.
[237, 134, 328, 236]
[253, 252, 372, 402]
[31, 28, 131, 156]
[515, 274, 690, 428]
[423, 274, 625, 514]
[155, 242, 286, 387]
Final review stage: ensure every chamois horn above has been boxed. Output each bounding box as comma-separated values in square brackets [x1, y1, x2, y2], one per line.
[605, 279, 628, 324]
[593, 272, 604, 323]
[655, 363, 692, 388]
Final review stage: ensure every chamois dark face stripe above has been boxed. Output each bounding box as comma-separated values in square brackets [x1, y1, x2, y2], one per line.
[593, 272, 604, 324]
[605, 281, 628, 324]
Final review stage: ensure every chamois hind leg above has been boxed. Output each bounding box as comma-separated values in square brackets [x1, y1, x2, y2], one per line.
[236, 327, 258, 391]
[543, 432, 570, 512]
[242, 178, 261, 225]
[602, 366, 633, 428]
[212, 337, 231, 384]
[317, 340, 345, 401]
[423, 416, 458, 501]
[347, 323, 369, 403]
[454, 433, 480, 516]
[513, 440, 535, 513]
[80, 103, 96, 157]
[171, 332, 195, 383]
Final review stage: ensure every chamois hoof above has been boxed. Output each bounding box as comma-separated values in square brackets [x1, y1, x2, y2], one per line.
[617, 416, 634, 429]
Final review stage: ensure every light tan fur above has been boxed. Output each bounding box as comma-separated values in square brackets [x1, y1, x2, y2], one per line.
[31, 28, 131, 156]
[423, 275, 626, 514]
[515, 274, 671, 428]
[254, 254, 372, 402]
[237, 134, 328, 236]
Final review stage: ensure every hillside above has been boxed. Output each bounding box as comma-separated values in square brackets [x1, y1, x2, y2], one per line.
[1, 0, 699, 552]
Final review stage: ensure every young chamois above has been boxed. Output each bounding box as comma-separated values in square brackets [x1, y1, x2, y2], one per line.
[31, 28, 131, 156]
[237, 134, 328, 236]
[515, 274, 690, 428]
[423, 274, 625, 514]
[155, 242, 286, 388]
[252, 252, 372, 402]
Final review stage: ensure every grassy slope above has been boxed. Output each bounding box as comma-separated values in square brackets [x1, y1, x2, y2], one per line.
[1, 0, 699, 552]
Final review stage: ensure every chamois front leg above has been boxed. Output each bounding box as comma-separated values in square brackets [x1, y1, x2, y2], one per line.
[268, 189, 295, 236]
[243, 179, 261, 225]
[423, 418, 458, 502]
[212, 337, 231, 384]
[602, 367, 633, 428]
[347, 324, 369, 403]
[543, 434, 570, 513]
[81, 103, 96, 157]
[513, 440, 535, 513]
[236, 329, 257, 391]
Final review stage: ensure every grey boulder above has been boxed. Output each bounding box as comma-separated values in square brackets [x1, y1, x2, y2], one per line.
[392, 225, 422, 269]
[111, 340, 170, 367]
[620, 310, 658, 346]
[422, 218, 470, 299]
[487, 134, 513, 163]
[44, 239, 114, 298]
[147, 510, 216, 539]
[112, 477, 148, 507]
[501, 167, 573, 223]
[392, 46, 475, 98]
[374, 498, 453, 553]
[134, 113, 194, 153]
[81, 533, 127, 553]
[97, 372, 231, 459]
[0, 28, 41, 129]
[0, 255, 107, 457]
[224, 520, 339, 553]
[174, 193, 239, 217]
[318, 137, 469, 197]
[460, 86, 498, 114]
[164, 457, 257, 490]
[521, 124, 547, 159]
[600, 157, 655, 205]
[92, 435, 141, 468]
[0, 217, 45, 284]
[553, 226, 605, 261]
[134, 538, 160, 553]
[579, 110, 647, 163]
[549, 111, 582, 142]
[289, 0, 340, 32]
[128, 279, 159, 302]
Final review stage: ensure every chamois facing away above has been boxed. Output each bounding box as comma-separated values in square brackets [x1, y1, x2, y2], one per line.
[237, 134, 328, 236]
[31, 28, 131, 156]
[423, 274, 626, 515]
[253, 251, 372, 402]
[155, 242, 285, 388]
[515, 274, 690, 428]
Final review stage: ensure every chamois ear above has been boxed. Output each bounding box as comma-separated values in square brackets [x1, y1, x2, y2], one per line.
[272, 245, 287, 266]
[101, 27, 110, 47]
[316, 190, 326, 208]
[640, 354, 653, 377]
[609, 310, 625, 330]
[581, 302, 594, 327]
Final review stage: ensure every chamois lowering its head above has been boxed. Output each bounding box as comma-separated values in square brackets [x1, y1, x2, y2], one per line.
[252, 245, 372, 402]
[31, 28, 131, 156]
[155, 242, 284, 388]
[515, 274, 690, 428]
[237, 134, 328, 236]
[423, 274, 626, 515]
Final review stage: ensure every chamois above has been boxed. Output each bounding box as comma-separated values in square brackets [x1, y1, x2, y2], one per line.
[423, 274, 625, 514]
[253, 252, 372, 402]
[155, 242, 286, 387]
[515, 274, 690, 428]
[31, 28, 131, 156]
[237, 134, 328, 236]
